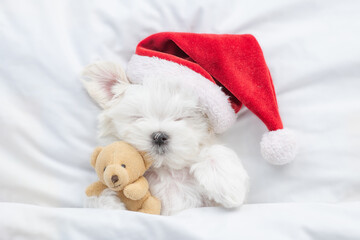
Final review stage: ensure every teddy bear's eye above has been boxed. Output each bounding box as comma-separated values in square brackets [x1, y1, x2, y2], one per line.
[103, 166, 107, 172]
[121, 164, 126, 168]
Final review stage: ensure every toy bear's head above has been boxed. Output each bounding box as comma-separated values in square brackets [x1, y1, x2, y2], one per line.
[90, 141, 152, 191]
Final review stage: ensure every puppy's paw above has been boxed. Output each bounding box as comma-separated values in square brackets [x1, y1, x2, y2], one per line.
[191, 145, 249, 208]
[84, 188, 126, 210]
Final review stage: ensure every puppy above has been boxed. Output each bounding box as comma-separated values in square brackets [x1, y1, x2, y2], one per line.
[82, 61, 249, 215]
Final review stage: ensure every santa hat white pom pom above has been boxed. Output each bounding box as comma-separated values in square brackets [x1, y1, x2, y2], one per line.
[260, 128, 298, 165]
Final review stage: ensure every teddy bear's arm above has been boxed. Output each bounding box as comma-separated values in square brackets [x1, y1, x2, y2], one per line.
[85, 181, 108, 197]
[123, 176, 149, 201]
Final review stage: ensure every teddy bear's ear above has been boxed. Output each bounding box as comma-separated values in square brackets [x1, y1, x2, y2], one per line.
[90, 147, 103, 168]
[139, 151, 153, 170]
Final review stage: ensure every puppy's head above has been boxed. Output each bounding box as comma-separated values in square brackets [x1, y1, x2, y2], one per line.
[82, 62, 212, 169]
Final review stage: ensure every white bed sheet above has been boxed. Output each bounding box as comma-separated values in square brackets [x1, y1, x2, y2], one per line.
[1, 202, 360, 240]
[0, 0, 359, 239]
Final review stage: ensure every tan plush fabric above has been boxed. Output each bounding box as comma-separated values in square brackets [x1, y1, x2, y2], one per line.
[85, 141, 161, 215]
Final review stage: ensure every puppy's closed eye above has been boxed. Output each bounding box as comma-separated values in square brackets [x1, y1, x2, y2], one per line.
[175, 116, 192, 121]
[130, 115, 143, 120]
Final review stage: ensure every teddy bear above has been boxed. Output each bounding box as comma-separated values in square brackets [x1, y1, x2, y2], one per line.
[85, 141, 161, 215]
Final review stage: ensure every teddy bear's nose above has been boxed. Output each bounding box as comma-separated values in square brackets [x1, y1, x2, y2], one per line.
[111, 175, 119, 183]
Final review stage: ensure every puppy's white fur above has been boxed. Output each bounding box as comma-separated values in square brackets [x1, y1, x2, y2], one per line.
[84, 188, 126, 210]
[82, 61, 249, 215]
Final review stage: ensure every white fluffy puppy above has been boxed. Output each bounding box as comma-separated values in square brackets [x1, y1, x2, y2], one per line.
[82, 62, 249, 215]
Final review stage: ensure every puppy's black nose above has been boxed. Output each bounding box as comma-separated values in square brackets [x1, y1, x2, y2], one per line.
[152, 131, 169, 146]
[111, 175, 119, 183]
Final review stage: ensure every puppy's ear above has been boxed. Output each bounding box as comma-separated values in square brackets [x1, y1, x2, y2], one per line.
[90, 147, 103, 168]
[139, 151, 153, 170]
[81, 61, 130, 108]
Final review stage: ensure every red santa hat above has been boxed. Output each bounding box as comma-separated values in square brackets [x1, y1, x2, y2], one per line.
[126, 32, 297, 165]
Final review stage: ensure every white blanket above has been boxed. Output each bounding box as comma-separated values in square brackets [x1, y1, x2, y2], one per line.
[0, 0, 359, 239]
[1, 202, 360, 239]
